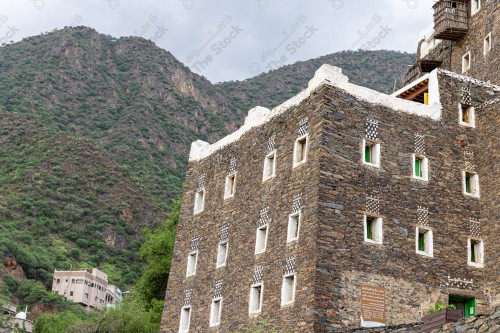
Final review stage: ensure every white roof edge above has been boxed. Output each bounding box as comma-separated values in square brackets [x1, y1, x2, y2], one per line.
[437, 69, 500, 90]
[189, 64, 443, 162]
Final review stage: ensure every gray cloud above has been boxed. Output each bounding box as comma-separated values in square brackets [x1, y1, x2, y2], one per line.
[0, 0, 433, 82]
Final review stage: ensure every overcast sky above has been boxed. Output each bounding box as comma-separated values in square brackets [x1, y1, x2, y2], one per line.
[0, 0, 434, 83]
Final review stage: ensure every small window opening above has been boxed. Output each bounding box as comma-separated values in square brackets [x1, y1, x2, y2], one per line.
[249, 284, 263, 314]
[179, 306, 191, 333]
[484, 33, 492, 55]
[459, 104, 475, 127]
[471, 0, 481, 14]
[281, 274, 296, 306]
[413, 155, 429, 180]
[224, 173, 236, 199]
[463, 171, 479, 197]
[468, 238, 484, 267]
[293, 135, 308, 167]
[186, 251, 198, 277]
[210, 298, 222, 327]
[363, 139, 380, 167]
[449, 296, 476, 318]
[255, 225, 268, 254]
[216, 242, 228, 268]
[364, 216, 383, 244]
[416, 227, 433, 257]
[462, 52, 471, 73]
[194, 189, 205, 214]
[263, 151, 276, 181]
[287, 211, 301, 243]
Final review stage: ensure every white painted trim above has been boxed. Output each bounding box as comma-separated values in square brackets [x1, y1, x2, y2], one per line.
[484, 32, 492, 56]
[193, 189, 205, 215]
[458, 104, 476, 128]
[467, 238, 484, 268]
[224, 172, 237, 200]
[462, 171, 480, 198]
[471, 0, 481, 16]
[287, 211, 302, 243]
[293, 134, 309, 168]
[178, 306, 192, 333]
[412, 154, 429, 181]
[216, 241, 228, 268]
[186, 251, 198, 277]
[190, 65, 444, 162]
[248, 283, 264, 315]
[415, 227, 433, 257]
[281, 273, 296, 307]
[262, 150, 277, 182]
[362, 139, 381, 168]
[209, 297, 223, 327]
[462, 51, 472, 74]
[363, 215, 383, 245]
[255, 224, 269, 255]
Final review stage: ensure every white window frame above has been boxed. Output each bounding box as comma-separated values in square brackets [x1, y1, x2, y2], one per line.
[209, 298, 223, 327]
[255, 224, 269, 254]
[484, 32, 492, 56]
[281, 273, 296, 307]
[248, 283, 264, 315]
[462, 171, 480, 198]
[216, 241, 228, 268]
[458, 104, 476, 128]
[467, 238, 484, 268]
[293, 134, 309, 168]
[287, 211, 301, 243]
[178, 306, 191, 333]
[362, 139, 381, 168]
[415, 227, 434, 257]
[186, 251, 198, 277]
[462, 51, 471, 73]
[193, 189, 205, 215]
[224, 173, 237, 200]
[363, 215, 383, 245]
[262, 150, 277, 181]
[471, 0, 481, 15]
[412, 154, 429, 181]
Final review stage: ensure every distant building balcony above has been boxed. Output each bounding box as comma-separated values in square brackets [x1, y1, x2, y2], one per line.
[433, 0, 469, 40]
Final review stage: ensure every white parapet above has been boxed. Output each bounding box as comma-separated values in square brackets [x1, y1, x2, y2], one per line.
[189, 64, 445, 162]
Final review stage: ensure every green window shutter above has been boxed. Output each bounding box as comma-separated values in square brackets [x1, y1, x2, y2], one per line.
[465, 176, 471, 193]
[465, 298, 476, 317]
[366, 219, 373, 240]
[415, 159, 421, 177]
[470, 242, 476, 262]
[418, 232, 425, 251]
[365, 146, 371, 163]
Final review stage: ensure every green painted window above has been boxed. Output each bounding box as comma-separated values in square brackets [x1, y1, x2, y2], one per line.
[365, 145, 371, 163]
[465, 175, 471, 193]
[366, 217, 374, 240]
[418, 232, 425, 251]
[415, 158, 422, 177]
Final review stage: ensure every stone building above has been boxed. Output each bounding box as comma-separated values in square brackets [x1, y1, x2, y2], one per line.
[51, 268, 109, 310]
[161, 2, 499, 332]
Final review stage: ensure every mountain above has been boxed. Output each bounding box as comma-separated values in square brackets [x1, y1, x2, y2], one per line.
[217, 50, 415, 111]
[0, 26, 414, 289]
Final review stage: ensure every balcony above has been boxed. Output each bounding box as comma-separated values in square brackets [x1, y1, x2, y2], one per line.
[433, 0, 469, 40]
[404, 64, 420, 86]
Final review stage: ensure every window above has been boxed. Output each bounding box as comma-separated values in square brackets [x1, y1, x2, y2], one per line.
[70, 291, 74, 296]
[462, 52, 471, 73]
[263, 150, 277, 181]
[412, 154, 429, 181]
[287, 211, 301, 243]
[193, 189, 205, 214]
[293, 135, 308, 167]
[362, 139, 381, 167]
[484, 33, 492, 55]
[463, 171, 480, 197]
[471, 0, 481, 15]
[364, 215, 383, 244]
[179, 306, 191, 333]
[255, 225, 268, 254]
[459, 104, 475, 127]
[216, 241, 228, 268]
[186, 251, 198, 277]
[210, 298, 222, 327]
[224, 173, 236, 199]
[249, 283, 263, 314]
[281, 274, 296, 306]
[468, 238, 484, 267]
[416, 227, 433, 257]
[449, 296, 476, 318]
[56, 279, 60, 283]
[72, 279, 75, 284]
[76, 279, 84, 284]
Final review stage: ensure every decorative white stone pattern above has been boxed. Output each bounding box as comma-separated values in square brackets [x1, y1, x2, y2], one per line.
[285, 257, 296, 275]
[291, 194, 302, 213]
[447, 276, 474, 290]
[464, 151, 475, 171]
[366, 119, 379, 140]
[267, 137, 275, 153]
[253, 266, 263, 284]
[415, 134, 426, 154]
[190, 237, 199, 252]
[256, 208, 270, 227]
[298, 118, 308, 137]
[229, 158, 237, 174]
[417, 206, 429, 227]
[220, 224, 229, 243]
[470, 219, 481, 238]
[461, 84, 472, 106]
[214, 279, 223, 299]
[197, 174, 206, 190]
[184, 289, 192, 306]
[366, 196, 380, 214]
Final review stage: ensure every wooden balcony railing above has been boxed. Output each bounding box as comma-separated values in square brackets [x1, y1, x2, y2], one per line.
[433, 0, 469, 40]
[404, 64, 421, 86]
